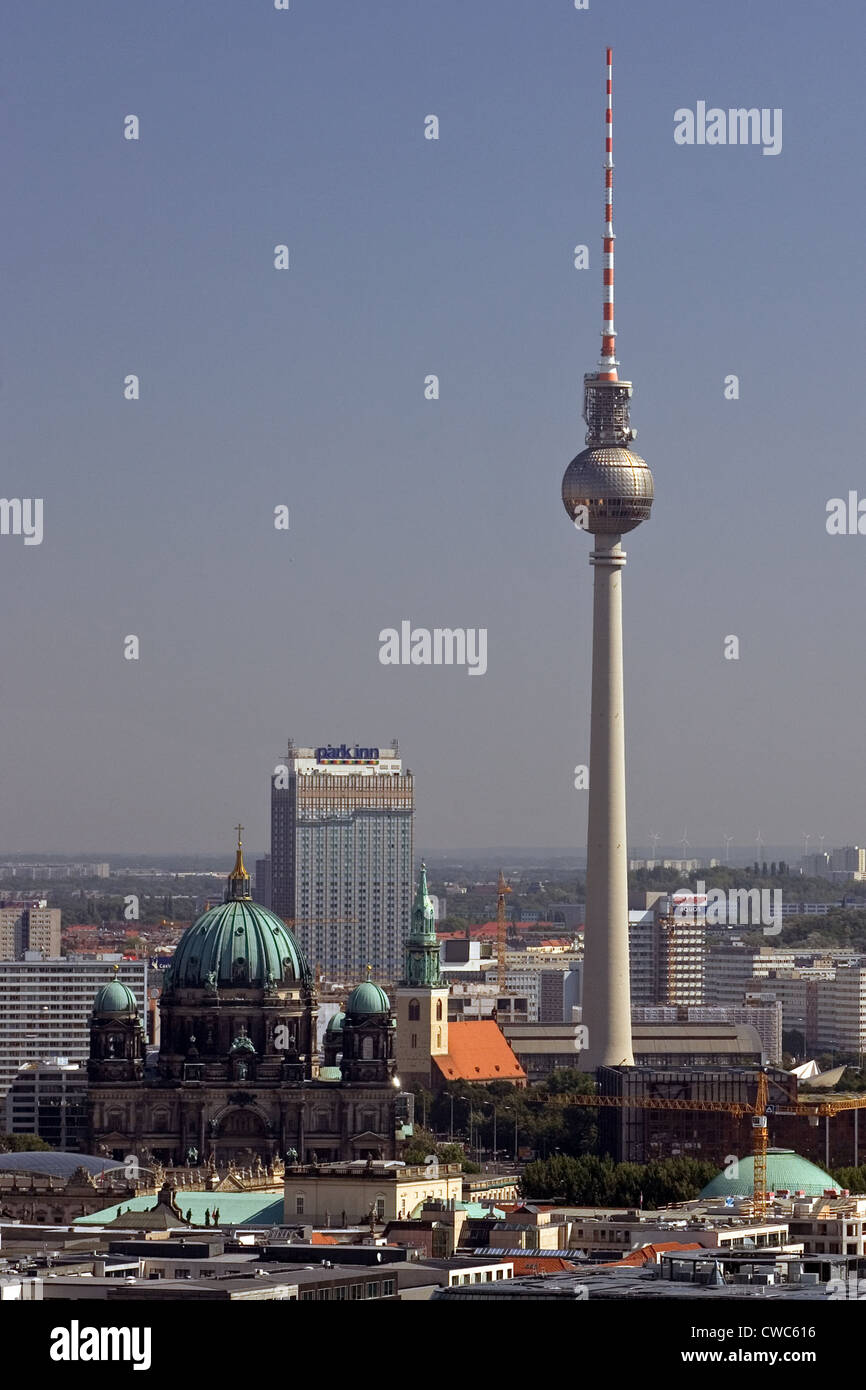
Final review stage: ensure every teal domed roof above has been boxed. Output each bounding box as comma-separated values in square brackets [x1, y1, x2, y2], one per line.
[171, 899, 311, 989]
[700, 1149, 840, 1200]
[325, 1010, 345, 1034]
[93, 978, 139, 1016]
[346, 981, 391, 1016]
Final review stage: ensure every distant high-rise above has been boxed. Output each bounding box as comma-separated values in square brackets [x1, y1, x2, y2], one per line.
[254, 853, 272, 908]
[0, 956, 148, 1102]
[0, 904, 61, 959]
[270, 741, 414, 982]
[561, 49, 653, 1067]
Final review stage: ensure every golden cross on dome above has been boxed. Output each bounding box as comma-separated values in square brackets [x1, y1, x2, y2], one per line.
[235, 823, 244, 847]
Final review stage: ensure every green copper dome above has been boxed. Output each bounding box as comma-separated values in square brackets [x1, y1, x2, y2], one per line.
[93, 978, 139, 1016]
[346, 981, 391, 1016]
[325, 1010, 345, 1034]
[700, 1149, 840, 1200]
[171, 900, 312, 989]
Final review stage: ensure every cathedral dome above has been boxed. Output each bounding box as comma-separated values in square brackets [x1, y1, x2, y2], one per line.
[169, 828, 312, 989]
[325, 1010, 345, 1034]
[92, 977, 139, 1017]
[171, 899, 311, 989]
[346, 981, 391, 1016]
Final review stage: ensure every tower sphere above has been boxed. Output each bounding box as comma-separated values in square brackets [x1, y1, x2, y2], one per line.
[561, 445, 654, 534]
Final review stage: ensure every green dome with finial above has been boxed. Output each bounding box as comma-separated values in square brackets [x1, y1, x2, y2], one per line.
[92, 977, 139, 1017]
[169, 829, 312, 989]
[346, 981, 391, 1016]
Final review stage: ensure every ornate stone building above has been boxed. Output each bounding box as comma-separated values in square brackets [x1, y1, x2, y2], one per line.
[86, 835, 410, 1166]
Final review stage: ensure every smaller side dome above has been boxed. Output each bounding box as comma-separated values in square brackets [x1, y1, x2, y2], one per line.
[325, 1010, 345, 1035]
[93, 977, 138, 1017]
[346, 981, 391, 1016]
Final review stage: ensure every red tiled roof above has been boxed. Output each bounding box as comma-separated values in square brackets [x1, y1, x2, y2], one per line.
[509, 1256, 579, 1276]
[432, 1020, 527, 1083]
[607, 1241, 703, 1267]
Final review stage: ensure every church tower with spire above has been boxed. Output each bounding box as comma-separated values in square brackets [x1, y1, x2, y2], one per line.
[395, 862, 450, 1088]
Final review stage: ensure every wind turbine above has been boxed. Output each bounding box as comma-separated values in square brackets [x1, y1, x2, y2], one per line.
[723, 834, 734, 865]
[756, 830, 764, 866]
[680, 828, 691, 864]
[649, 831, 661, 863]
[803, 833, 811, 857]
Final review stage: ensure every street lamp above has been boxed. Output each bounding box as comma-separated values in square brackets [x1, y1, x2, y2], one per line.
[449, 1092, 470, 1143]
[477, 1099, 498, 1168]
[502, 1106, 519, 1162]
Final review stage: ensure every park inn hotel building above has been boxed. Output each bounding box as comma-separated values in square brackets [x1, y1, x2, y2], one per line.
[270, 742, 414, 985]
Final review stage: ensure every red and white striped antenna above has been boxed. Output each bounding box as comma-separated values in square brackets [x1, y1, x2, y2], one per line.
[598, 45, 618, 382]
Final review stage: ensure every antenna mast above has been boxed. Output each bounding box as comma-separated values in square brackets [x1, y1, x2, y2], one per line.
[599, 46, 617, 381]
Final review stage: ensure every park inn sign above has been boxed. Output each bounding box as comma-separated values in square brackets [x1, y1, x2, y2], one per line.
[315, 744, 380, 763]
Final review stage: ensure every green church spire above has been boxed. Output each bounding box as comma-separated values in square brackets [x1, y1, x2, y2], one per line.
[404, 861, 441, 987]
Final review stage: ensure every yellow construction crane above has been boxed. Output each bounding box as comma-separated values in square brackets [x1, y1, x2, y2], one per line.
[545, 1071, 866, 1219]
[496, 871, 512, 993]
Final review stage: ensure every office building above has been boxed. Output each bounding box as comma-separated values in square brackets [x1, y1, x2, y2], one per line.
[628, 902, 705, 1007]
[270, 740, 414, 982]
[705, 945, 798, 1008]
[0, 904, 61, 959]
[815, 966, 866, 1054]
[254, 853, 271, 908]
[4, 1057, 88, 1150]
[0, 956, 147, 1101]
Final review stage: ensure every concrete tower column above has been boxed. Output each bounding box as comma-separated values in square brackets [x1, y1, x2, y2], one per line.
[583, 533, 633, 1067]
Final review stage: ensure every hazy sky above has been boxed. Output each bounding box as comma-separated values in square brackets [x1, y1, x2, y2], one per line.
[2, 0, 864, 856]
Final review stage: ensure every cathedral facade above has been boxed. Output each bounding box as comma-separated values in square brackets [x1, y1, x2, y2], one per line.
[86, 836, 409, 1166]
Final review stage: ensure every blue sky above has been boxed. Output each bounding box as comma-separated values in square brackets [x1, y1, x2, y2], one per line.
[2, 0, 864, 854]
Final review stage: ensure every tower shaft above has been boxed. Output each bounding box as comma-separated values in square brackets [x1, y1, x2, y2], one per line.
[562, 48, 652, 1073]
[583, 534, 634, 1067]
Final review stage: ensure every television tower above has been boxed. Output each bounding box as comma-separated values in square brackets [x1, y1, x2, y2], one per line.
[562, 48, 654, 1068]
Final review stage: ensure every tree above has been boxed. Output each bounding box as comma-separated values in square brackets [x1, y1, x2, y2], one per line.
[402, 1128, 479, 1173]
[0, 1133, 52, 1152]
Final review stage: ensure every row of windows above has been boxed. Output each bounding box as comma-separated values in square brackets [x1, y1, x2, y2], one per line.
[299, 1279, 395, 1301]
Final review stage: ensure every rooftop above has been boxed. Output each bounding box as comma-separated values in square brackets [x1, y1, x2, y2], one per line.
[432, 1020, 526, 1083]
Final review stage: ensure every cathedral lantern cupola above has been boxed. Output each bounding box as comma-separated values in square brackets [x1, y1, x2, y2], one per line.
[87, 965, 146, 1082]
[340, 970, 396, 1086]
[226, 824, 252, 901]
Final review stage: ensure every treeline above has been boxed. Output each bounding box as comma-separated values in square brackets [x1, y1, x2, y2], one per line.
[520, 1153, 719, 1208]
